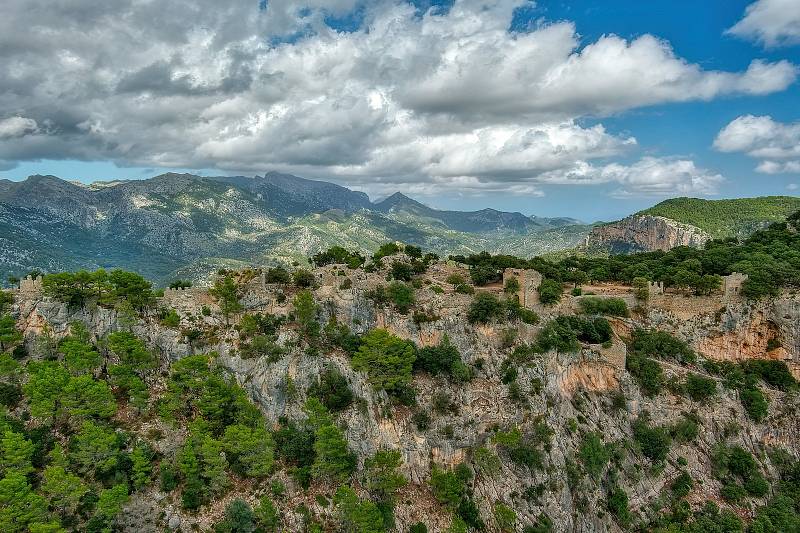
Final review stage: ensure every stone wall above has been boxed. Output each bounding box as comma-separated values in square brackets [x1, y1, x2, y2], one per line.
[502, 268, 542, 308]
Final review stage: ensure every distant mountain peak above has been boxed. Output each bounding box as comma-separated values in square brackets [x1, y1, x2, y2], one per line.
[374, 192, 428, 211]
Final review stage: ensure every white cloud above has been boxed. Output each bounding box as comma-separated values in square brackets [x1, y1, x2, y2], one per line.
[0, 116, 38, 139]
[0, 0, 792, 196]
[727, 0, 800, 47]
[535, 157, 723, 197]
[715, 115, 800, 174]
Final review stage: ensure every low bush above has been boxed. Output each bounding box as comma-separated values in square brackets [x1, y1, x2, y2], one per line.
[579, 297, 629, 317]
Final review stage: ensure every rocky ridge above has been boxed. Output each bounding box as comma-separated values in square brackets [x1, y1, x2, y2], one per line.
[4, 258, 800, 532]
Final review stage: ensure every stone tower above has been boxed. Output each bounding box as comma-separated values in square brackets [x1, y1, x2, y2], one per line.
[502, 268, 542, 309]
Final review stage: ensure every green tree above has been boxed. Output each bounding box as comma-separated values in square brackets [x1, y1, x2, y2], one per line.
[365, 449, 407, 505]
[210, 275, 242, 322]
[107, 332, 156, 370]
[62, 375, 117, 421]
[69, 421, 120, 478]
[334, 486, 386, 533]
[96, 484, 129, 520]
[40, 463, 88, 515]
[312, 424, 356, 482]
[538, 279, 563, 305]
[0, 471, 49, 531]
[59, 338, 101, 375]
[429, 465, 470, 509]
[0, 431, 34, 475]
[222, 424, 275, 478]
[107, 269, 154, 307]
[0, 292, 12, 314]
[292, 290, 318, 336]
[351, 329, 416, 398]
[307, 367, 354, 412]
[130, 443, 154, 490]
[23, 361, 70, 419]
[216, 499, 256, 533]
[0, 315, 21, 352]
[254, 496, 281, 532]
[632, 277, 649, 302]
[467, 293, 504, 324]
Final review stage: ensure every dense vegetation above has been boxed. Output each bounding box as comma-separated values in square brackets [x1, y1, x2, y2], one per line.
[453, 210, 800, 299]
[3, 230, 800, 532]
[640, 196, 800, 239]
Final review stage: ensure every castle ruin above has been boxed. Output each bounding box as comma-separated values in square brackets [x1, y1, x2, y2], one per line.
[19, 275, 43, 295]
[723, 272, 748, 300]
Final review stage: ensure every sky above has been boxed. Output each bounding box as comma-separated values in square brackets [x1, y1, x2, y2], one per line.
[0, 0, 799, 221]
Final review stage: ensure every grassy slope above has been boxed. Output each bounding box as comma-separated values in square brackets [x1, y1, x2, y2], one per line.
[639, 196, 800, 239]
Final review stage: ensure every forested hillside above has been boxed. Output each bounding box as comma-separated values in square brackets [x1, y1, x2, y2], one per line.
[640, 196, 800, 239]
[1, 217, 800, 532]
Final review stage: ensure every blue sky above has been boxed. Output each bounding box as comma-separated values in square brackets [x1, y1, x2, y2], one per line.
[1, 0, 798, 221]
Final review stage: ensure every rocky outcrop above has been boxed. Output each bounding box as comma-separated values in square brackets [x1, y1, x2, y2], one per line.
[6, 271, 800, 533]
[584, 214, 710, 253]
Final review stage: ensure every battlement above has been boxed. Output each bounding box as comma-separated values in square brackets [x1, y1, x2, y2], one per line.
[19, 275, 43, 293]
[648, 280, 664, 295]
[162, 286, 200, 299]
[502, 268, 542, 308]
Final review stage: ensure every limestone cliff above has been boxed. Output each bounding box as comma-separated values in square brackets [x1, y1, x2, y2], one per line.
[4, 267, 800, 533]
[584, 214, 711, 253]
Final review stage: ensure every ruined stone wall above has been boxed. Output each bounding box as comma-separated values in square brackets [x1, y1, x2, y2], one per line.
[502, 268, 542, 308]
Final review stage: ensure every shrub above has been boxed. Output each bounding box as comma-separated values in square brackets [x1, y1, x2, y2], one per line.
[373, 242, 401, 261]
[240, 335, 284, 362]
[351, 329, 416, 399]
[579, 297, 629, 317]
[312, 247, 364, 269]
[633, 418, 672, 463]
[265, 267, 291, 284]
[446, 274, 466, 286]
[307, 368, 354, 413]
[670, 413, 700, 443]
[671, 471, 694, 498]
[467, 293, 504, 324]
[740, 386, 769, 422]
[579, 432, 610, 480]
[504, 277, 520, 294]
[292, 269, 315, 288]
[386, 282, 415, 314]
[390, 262, 414, 282]
[159, 308, 181, 328]
[626, 354, 664, 396]
[744, 360, 796, 390]
[455, 284, 474, 295]
[629, 329, 696, 365]
[685, 373, 717, 401]
[537, 279, 563, 305]
[494, 503, 516, 532]
[607, 485, 630, 525]
[414, 335, 469, 381]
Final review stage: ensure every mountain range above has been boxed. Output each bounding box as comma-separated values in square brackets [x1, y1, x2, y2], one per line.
[1, 172, 798, 284]
[0, 172, 587, 283]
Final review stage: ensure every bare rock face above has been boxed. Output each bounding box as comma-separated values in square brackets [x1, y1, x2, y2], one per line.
[584, 215, 711, 253]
